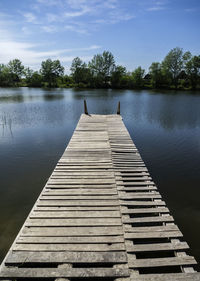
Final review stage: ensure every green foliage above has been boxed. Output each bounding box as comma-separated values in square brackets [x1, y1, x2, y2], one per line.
[70, 57, 91, 86]
[111, 66, 127, 88]
[24, 67, 33, 84]
[88, 51, 115, 87]
[40, 59, 64, 87]
[29, 72, 43, 87]
[7, 59, 25, 82]
[0, 48, 199, 90]
[161, 47, 191, 89]
[0, 64, 13, 86]
[0, 60, 25, 86]
[149, 62, 164, 88]
[185, 55, 200, 90]
[131, 67, 145, 88]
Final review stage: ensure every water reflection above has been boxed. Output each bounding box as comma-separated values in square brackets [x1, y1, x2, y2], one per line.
[143, 93, 200, 130]
[43, 93, 64, 101]
[0, 94, 24, 103]
[0, 113, 13, 139]
[0, 88, 199, 130]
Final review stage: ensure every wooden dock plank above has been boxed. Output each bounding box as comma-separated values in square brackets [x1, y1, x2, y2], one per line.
[17, 236, 124, 244]
[13, 243, 125, 252]
[5, 251, 127, 264]
[25, 218, 122, 226]
[30, 210, 121, 218]
[22, 226, 124, 236]
[130, 256, 197, 268]
[130, 273, 200, 281]
[127, 242, 189, 252]
[0, 268, 130, 278]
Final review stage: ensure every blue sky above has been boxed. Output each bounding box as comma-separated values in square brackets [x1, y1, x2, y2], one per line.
[0, 0, 199, 73]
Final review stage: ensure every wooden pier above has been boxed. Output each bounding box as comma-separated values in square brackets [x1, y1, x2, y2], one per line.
[0, 106, 199, 280]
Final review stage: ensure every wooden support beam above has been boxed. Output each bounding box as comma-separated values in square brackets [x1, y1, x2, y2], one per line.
[117, 101, 120, 115]
[84, 99, 89, 115]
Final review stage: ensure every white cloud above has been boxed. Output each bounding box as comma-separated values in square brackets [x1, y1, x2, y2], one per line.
[25, 0, 134, 34]
[64, 9, 89, 18]
[103, 0, 118, 9]
[64, 24, 88, 34]
[21, 26, 32, 35]
[23, 12, 38, 23]
[41, 25, 57, 33]
[184, 8, 197, 12]
[147, 6, 165, 11]
[0, 28, 101, 69]
[0, 1, 131, 70]
[61, 55, 92, 63]
[108, 10, 135, 24]
[36, 0, 58, 6]
[0, 39, 97, 69]
[46, 13, 59, 23]
[146, 0, 167, 12]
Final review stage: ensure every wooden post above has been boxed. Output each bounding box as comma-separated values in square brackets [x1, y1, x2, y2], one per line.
[84, 100, 88, 115]
[117, 101, 120, 115]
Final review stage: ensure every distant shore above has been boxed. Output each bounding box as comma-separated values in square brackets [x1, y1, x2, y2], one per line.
[0, 48, 199, 91]
[0, 85, 200, 92]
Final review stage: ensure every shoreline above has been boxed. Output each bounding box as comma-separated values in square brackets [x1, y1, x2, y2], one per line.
[0, 85, 200, 92]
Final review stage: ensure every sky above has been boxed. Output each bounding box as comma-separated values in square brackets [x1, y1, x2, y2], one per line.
[0, 0, 199, 73]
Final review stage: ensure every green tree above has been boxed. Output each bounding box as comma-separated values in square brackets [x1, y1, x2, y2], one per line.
[7, 59, 24, 82]
[30, 72, 43, 87]
[40, 59, 64, 87]
[149, 62, 164, 88]
[183, 51, 192, 63]
[63, 74, 74, 87]
[131, 66, 145, 88]
[88, 51, 115, 87]
[111, 65, 126, 88]
[185, 55, 200, 90]
[161, 47, 190, 89]
[70, 57, 91, 85]
[24, 67, 34, 85]
[0, 64, 14, 86]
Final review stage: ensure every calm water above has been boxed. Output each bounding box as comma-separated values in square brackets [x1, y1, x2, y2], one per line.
[0, 87, 200, 266]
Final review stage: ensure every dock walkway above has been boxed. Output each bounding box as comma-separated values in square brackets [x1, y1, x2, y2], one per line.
[0, 112, 199, 280]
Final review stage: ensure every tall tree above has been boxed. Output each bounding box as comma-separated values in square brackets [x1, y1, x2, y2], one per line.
[7, 59, 24, 82]
[161, 47, 190, 89]
[40, 59, 64, 87]
[111, 65, 126, 88]
[132, 66, 145, 88]
[24, 67, 34, 85]
[185, 55, 200, 90]
[0, 64, 14, 86]
[149, 62, 163, 88]
[70, 57, 90, 85]
[88, 51, 115, 87]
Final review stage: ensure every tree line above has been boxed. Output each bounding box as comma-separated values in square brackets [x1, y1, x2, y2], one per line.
[0, 47, 199, 90]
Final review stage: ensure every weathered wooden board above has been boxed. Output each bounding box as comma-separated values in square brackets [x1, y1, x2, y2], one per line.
[125, 230, 183, 239]
[17, 235, 124, 244]
[25, 218, 122, 226]
[130, 273, 200, 281]
[30, 210, 121, 218]
[0, 268, 130, 278]
[13, 243, 125, 251]
[22, 226, 124, 236]
[5, 251, 127, 264]
[127, 242, 189, 252]
[130, 256, 197, 268]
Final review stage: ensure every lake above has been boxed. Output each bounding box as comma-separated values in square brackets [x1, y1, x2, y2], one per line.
[0, 87, 200, 267]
